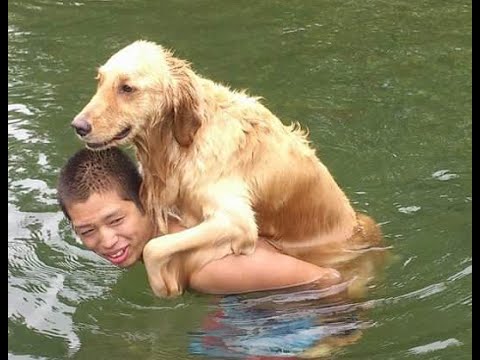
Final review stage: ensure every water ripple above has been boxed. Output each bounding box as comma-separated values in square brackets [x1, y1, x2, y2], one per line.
[408, 338, 462, 354]
[8, 202, 121, 355]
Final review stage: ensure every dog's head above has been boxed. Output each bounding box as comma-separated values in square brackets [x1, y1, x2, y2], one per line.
[71, 40, 203, 150]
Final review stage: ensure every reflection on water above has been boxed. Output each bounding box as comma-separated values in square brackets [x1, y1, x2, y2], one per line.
[188, 250, 471, 359]
[188, 242, 391, 359]
[190, 284, 371, 359]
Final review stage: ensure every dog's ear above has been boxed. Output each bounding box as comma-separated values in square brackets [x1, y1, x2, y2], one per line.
[173, 80, 202, 147]
[167, 56, 203, 147]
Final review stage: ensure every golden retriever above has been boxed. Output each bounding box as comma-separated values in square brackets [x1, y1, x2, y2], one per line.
[71, 40, 383, 297]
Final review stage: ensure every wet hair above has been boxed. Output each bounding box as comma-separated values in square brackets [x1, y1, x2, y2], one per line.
[57, 147, 144, 220]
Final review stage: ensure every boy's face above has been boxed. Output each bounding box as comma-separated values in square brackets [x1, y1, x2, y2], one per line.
[67, 190, 154, 268]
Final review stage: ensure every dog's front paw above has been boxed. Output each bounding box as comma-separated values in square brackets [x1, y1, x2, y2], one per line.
[231, 237, 256, 255]
[147, 271, 184, 298]
[149, 275, 183, 298]
[147, 274, 169, 298]
[143, 240, 184, 298]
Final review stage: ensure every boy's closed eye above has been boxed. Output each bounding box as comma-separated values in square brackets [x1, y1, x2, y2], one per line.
[78, 228, 95, 236]
[109, 217, 124, 226]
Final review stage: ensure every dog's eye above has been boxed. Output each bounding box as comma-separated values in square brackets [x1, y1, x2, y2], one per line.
[120, 84, 134, 93]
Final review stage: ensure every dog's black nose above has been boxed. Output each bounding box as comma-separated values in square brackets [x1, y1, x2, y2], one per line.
[71, 116, 92, 137]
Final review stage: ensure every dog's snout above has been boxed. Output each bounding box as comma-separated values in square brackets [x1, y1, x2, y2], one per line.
[71, 115, 92, 137]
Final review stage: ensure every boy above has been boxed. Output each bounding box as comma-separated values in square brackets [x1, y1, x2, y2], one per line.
[57, 147, 343, 296]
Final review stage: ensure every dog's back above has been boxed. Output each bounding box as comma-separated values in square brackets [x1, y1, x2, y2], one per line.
[170, 80, 360, 247]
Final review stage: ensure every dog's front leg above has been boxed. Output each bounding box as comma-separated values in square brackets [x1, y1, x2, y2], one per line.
[143, 186, 258, 297]
[200, 178, 258, 255]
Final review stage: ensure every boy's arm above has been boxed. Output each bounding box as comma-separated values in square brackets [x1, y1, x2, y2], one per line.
[188, 240, 342, 295]
[145, 218, 342, 296]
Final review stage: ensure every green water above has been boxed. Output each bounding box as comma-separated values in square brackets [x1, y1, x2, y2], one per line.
[8, 1, 471, 359]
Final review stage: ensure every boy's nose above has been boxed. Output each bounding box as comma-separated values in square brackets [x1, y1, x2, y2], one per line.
[99, 228, 119, 250]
